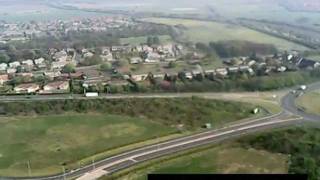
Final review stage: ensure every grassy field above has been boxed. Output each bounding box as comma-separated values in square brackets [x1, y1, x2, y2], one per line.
[0, 98, 258, 176]
[120, 35, 172, 45]
[0, 113, 175, 176]
[296, 91, 320, 115]
[104, 143, 288, 180]
[142, 18, 308, 51]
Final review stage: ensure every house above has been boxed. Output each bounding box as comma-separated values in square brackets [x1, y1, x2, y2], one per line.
[22, 59, 34, 67]
[9, 61, 20, 68]
[0, 74, 9, 85]
[215, 68, 228, 77]
[43, 81, 69, 92]
[6, 68, 17, 74]
[101, 53, 115, 62]
[185, 72, 193, 80]
[204, 69, 216, 76]
[83, 52, 94, 58]
[0, 63, 8, 71]
[52, 61, 68, 70]
[16, 73, 33, 78]
[44, 71, 62, 79]
[277, 66, 287, 72]
[53, 50, 68, 62]
[239, 65, 250, 72]
[227, 67, 240, 73]
[131, 74, 148, 82]
[111, 46, 130, 52]
[34, 57, 46, 68]
[130, 57, 142, 64]
[247, 60, 256, 67]
[145, 52, 161, 63]
[14, 83, 40, 93]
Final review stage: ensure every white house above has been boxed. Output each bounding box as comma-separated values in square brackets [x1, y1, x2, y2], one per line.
[0, 63, 8, 71]
[130, 57, 143, 64]
[9, 61, 20, 68]
[7, 68, 17, 74]
[22, 59, 34, 66]
[34, 57, 46, 68]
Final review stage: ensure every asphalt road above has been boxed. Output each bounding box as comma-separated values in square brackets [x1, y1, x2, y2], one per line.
[1, 82, 320, 180]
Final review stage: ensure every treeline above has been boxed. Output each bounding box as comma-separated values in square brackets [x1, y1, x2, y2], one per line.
[195, 40, 278, 58]
[0, 97, 253, 129]
[239, 128, 320, 179]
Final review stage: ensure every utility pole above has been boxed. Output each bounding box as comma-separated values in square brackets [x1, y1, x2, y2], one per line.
[92, 157, 96, 170]
[27, 160, 32, 177]
[62, 166, 66, 180]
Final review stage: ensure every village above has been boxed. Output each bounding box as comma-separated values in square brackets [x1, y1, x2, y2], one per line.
[0, 39, 319, 95]
[0, 16, 135, 43]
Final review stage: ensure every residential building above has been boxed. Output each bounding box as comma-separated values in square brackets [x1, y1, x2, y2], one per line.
[0, 63, 8, 71]
[9, 61, 20, 68]
[34, 57, 46, 68]
[43, 81, 69, 91]
[6, 68, 17, 74]
[14, 83, 40, 93]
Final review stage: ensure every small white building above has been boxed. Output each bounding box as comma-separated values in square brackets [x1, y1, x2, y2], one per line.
[0, 63, 8, 71]
[22, 59, 34, 66]
[34, 57, 46, 68]
[9, 61, 20, 68]
[7, 68, 17, 74]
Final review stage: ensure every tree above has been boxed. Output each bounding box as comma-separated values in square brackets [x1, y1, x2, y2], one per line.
[62, 64, 76, 73]
[0, 52, 10, 64]
[100, 62, 112, 72]
[22, 49, 36, 60]
[168, 61, 177, 68]
[147, 36, 154, 46]
[80, 55, 102, 66]
[153, 36, 160, 45]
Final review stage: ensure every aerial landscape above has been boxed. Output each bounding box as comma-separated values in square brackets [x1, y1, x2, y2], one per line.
[0, 0, 320, 180]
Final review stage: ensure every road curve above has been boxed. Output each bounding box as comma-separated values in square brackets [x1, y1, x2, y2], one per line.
[1, 82, 320, 180]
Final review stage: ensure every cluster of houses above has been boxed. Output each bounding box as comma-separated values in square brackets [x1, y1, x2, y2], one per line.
[130, 44, 184, 64]
[129, 52, 320, 82]
[0, 16, 135, 43]
[0, 46, 319, 95]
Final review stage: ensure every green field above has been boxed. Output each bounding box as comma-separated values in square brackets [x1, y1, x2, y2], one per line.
[0, 113, 175, 176]
[120, 35, 172, 45]
[296, 91, 320, 115]
[0, 98, 258, 176]
[142, 18, 308, 51]
[105, 143, 288, 180]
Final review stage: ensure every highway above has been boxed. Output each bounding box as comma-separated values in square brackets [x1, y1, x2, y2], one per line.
[1, 82, 319, 180]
